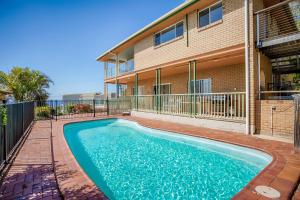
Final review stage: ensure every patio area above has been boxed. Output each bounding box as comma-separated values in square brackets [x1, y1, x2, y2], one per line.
[0, 116, 299, 199]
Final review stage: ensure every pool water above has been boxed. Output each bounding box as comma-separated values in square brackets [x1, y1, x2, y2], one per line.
[64, 119, 272, 200]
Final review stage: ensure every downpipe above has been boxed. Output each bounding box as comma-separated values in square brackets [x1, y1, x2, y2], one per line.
[244, 0, 251, 135]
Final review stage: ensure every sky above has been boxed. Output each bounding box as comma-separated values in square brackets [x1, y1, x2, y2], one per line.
[0, 0, 183, 99]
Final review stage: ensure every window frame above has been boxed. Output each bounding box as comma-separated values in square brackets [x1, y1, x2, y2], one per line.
[189, 78, 212, 94]
[153, 21, 184, 47]
[198, 1, 223, 29]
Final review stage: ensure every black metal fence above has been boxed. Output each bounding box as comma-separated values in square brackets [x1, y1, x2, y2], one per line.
[0, 102, 34, 170]
[35, 100, 106, 120]
[34, 98, 132, 120]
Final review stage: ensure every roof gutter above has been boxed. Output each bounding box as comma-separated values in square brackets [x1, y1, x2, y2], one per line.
[96, 0, 200, 61]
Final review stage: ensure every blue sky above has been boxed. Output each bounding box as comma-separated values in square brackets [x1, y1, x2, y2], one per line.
[0, 0, 183, 99]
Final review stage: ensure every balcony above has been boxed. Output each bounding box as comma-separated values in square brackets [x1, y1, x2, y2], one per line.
[255, 0, 300, 58]
[104, 58, 135, 79]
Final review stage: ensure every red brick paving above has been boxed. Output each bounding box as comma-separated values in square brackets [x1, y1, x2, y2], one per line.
[0, 120, 62, 200]
[1, 116, 300, 199]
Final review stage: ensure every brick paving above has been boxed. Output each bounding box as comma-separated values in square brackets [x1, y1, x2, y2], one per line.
[0, 116, 300, 199]
[0, 120, 62, 200]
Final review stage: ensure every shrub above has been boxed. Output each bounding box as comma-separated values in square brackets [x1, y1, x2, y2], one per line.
[67, 105, 75, 113]
[73, 104, 92, 113]
[36, 106, 51, 118]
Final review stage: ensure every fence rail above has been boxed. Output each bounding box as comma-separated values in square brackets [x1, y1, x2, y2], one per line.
[0, 102, 34, 171]
[133, 92, 246, 121]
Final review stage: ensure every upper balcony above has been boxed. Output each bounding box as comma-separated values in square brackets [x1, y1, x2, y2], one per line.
[104, 47, 135, 79]
[255, 0, 300, 58]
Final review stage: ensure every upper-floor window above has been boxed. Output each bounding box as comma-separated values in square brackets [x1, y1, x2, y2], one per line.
[154, 21, 184, 46]
[198, 2, 223, 28]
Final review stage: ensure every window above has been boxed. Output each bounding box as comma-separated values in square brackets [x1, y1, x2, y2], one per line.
[176, 22, 184, 37]
[199, 9, 209, 27]
[153, 84, 171, 94]
[198, 2, 223, 28]
[190, 79, 212, 93]
[154, 21, 184, 46]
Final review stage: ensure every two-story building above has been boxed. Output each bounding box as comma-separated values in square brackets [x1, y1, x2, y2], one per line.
[97, 0, 300, 138]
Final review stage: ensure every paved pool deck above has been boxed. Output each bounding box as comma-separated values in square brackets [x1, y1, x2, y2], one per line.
[0, 116, 300, 199]
[0, 120, 61, 200]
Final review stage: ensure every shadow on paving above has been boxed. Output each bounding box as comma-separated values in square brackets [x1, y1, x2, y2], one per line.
[0, 164, 61, 199]
[54, 163, 107, 199]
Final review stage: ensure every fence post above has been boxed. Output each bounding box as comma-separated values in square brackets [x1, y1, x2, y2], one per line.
[21, 102, 24, 134]
[51, 100, 54, 119]
[55, 100, 58, 121]
[93, 99, 96, 117]
[2, 100, 7, 164]
[106, 97, 109, 116]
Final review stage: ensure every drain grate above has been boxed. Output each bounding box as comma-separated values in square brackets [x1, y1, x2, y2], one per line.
[255, 185, 281, 199]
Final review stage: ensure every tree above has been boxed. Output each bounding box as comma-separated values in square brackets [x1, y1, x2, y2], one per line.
[0, 67, 53, 101]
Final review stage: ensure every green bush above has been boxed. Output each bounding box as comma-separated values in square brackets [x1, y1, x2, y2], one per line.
[36, 106, 51, 118]
[67, 105, 75, 113]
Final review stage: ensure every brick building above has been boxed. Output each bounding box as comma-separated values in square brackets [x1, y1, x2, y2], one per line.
[97, 0, 300, 138]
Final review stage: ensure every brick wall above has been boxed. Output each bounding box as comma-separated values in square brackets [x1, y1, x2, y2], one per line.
[126, 63, 245, 95]
[256, 100, 295, 138]
[134, 0, 245, 70]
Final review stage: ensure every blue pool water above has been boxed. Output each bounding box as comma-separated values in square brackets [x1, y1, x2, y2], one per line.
[64, 119, 272, 200]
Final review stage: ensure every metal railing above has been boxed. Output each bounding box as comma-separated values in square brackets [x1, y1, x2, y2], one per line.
[133, 92, 246, 121]
[0, 102, 34, 171]
[34, 100, 108, 120]
[107, 97, 132, 115]
[260, 90, 300, 100]
[256, 0, 300, 47]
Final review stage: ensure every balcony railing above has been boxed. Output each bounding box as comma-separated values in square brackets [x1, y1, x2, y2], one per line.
[119, 59, 134, 75]
[132, 92, 246, 121]
[260, 90, 300, 100]
[104, 59, 135, 79]
[256, 0, 300, 47]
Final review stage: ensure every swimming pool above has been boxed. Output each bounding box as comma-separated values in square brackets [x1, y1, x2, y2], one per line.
[64, 118, 272, 199]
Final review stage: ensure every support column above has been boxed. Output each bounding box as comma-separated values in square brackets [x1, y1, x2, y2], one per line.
[134, 74, 138, 110]
[104, 83, 108, 98]
[116, 79, 119, 98]
[155, 68, 161, 112]
[193, 61, 197, 116]
[104, 61, 108, 79]
[188, 61, 193, 115]
[115, 54, 119, 77]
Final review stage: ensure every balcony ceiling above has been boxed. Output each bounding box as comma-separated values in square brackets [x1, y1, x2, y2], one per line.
[260, 39, 300, 58]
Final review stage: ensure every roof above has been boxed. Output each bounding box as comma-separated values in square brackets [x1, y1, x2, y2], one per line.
[96, 0, 199, 62]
